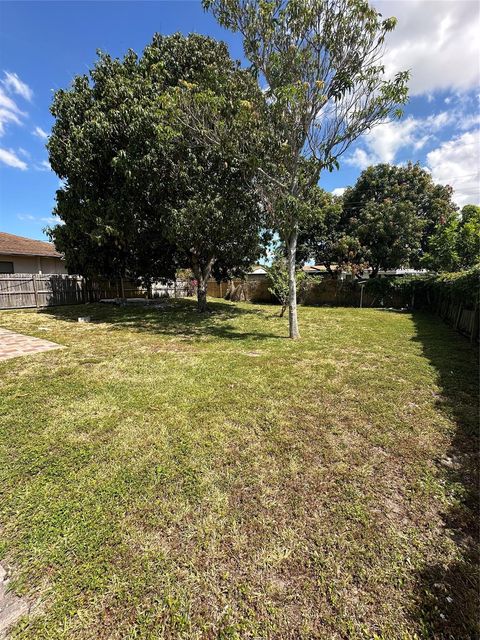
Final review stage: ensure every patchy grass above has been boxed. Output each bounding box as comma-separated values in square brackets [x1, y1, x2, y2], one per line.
[0, 299, 478, 639]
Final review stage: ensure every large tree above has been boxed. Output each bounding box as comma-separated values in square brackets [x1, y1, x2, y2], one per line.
[48, 34, 267, 310]
[456, 204, 480, 269]
[48, 44, 179, 286]
[203, 0, 409, 337]
[296, 186, 345, 273]
[424, 204, 480, 272]
[158, 36, 268, 311]
[341, 163, 458, 275]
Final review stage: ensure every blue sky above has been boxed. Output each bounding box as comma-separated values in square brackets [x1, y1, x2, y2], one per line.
[0, 0, 479, 241]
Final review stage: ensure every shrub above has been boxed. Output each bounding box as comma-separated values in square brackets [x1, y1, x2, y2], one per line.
[362, 265, 480, 309]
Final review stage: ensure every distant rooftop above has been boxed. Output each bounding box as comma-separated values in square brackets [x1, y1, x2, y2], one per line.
[250, 265, 268, 275]
[0, 232, 62, 258]
[302, 264, 329, 273]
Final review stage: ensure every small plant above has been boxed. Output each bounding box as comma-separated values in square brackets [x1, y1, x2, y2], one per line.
[267, 251, 307, 317]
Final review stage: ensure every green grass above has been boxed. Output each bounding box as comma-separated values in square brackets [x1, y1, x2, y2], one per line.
[0, 299, 478, 639]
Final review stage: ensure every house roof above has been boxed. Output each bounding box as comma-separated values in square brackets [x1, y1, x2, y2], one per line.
[249, 264, 330, 275]
[0, 232, 62, 258]
[250, 265, 268, 275]
[302, 264, 329, 273]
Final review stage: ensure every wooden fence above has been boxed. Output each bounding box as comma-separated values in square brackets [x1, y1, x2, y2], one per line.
[2, 273, 476, 342]
[423, 294, 478, 342]
[0, 274, 193, 310]
[207, 277, 276, 303]
[0, 274, 85, 309]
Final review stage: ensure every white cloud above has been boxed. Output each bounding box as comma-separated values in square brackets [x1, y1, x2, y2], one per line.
[345, 101, 476, 170]
[0, 89, 21, 114]
[458, 112, 480, 131]
[426, 129, 480, 206]
[345, 148, 373, 171]
[377, 0, 480, 96]
[331, 187, 346, 197]
[2, 71, 33, 102]
[17, 213, 61, 225]
[34, 159, 51, 171]
[0, 106, 22, 136]
[345, 117, 425, 168]
[0, 88, 25, 136]
[0, 147, 28, 170]
[0, 72, 32, 136]
[369, 118, 420, 163]
[33, 126, 48, 140]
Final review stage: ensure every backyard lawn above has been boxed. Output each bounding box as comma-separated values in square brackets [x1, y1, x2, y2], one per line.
[0, 300, 478, 639]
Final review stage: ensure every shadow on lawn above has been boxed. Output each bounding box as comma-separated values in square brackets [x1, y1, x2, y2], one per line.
[411, 312, 479, 638]
[39, 298, 284, 341]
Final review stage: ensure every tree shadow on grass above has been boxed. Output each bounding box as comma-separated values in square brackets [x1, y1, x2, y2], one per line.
[410, 312, 479, 638]
[39, 298, 284, 342]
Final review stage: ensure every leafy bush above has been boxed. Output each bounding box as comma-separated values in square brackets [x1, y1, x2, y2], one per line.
[363, 265, 480, 308]
[267, 253, 308, 316]
[421, 266, 480, 306]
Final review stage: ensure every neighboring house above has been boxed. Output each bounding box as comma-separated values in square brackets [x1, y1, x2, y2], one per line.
[248, 264, 344, 279]
[247, 265, 331, 278]
[359, 267, 428, 279]
[302, 264, 428, 279]
[0, 232, 67, 274]
[212, 263, 428, 288]
[248, 265, 268, 278]
[302, 264, 333, 276]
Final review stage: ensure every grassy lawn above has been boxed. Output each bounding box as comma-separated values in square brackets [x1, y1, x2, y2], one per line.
[0, 299, 478, 639]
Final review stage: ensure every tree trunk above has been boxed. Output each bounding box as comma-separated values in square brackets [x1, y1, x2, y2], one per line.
[286, 230, 300, 339]
[192, 256, 213, 313]
[197, 280, 208, 312]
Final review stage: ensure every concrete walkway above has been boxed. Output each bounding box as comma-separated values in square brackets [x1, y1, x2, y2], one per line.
[0, 565, 29, 639]
[0, 327, 63, 362]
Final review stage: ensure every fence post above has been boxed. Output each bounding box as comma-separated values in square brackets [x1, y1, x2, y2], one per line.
[32, 274, 39, 308]
[471, 304, 478, 343]
[454, 303, 462, 330]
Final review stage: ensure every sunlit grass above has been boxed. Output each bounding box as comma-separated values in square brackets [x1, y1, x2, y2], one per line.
[0, 299, 477, 639]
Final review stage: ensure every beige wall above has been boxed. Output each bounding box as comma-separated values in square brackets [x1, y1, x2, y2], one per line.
[0, 254, 67, 274]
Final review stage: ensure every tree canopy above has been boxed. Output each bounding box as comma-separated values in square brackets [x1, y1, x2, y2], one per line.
[424, 204, 480, 272]
[296, 186, 345, 272]
[457, 205, 480, 269]
[48, 33, 268, 310]
[339, 163, 458, 275]
[157, 35, 269, 310]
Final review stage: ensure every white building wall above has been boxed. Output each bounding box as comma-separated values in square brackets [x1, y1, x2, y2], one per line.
[0, 254, 67, 274]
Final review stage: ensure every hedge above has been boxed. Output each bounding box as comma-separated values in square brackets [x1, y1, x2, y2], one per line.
[363, 265, 480, 309]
